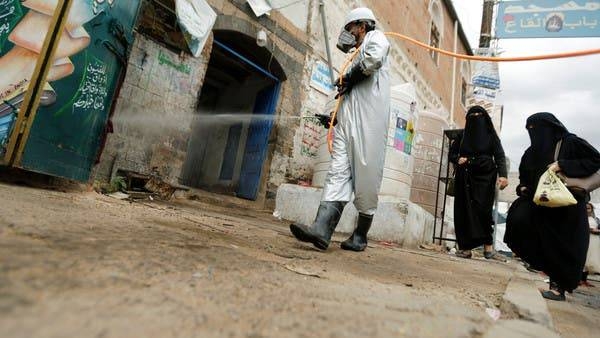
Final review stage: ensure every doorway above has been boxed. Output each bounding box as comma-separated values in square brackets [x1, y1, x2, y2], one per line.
[181, 34, 282, 200]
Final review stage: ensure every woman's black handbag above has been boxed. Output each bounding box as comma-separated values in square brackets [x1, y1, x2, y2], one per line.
[446, 178, 455, 196]
[446, 166, 457, 196]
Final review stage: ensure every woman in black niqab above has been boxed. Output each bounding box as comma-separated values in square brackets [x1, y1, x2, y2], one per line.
[505, 112, 600, 301]
[451, 106, 508, 259]
[460, 105, 496, 156]
[526, 113, 569, 165]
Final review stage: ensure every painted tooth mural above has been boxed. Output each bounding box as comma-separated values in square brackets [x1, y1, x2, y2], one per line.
[0, 0, 139, 182]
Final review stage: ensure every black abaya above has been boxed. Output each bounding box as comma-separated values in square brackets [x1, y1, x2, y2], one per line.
[452, 107, 507, 250]
[505, 113, 600, 292]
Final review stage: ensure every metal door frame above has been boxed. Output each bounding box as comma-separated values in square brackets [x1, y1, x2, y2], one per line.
[211, 40, 281, 200]
[236, 82, 281, 200]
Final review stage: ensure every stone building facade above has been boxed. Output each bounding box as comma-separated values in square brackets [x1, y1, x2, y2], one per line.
[95, 0, 474, 219]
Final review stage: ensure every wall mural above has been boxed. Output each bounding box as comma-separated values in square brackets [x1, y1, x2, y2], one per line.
[0, 0, 118, 157]
[0, 0, 140, 183]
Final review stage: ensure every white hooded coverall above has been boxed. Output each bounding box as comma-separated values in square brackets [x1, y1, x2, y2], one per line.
[322, 29, 391, 215]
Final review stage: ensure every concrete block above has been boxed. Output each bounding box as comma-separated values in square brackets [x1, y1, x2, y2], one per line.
[275, 184, 322, 227]
[275, 184, 434, 247]
[500, 271, 555, 329]
[404, 201, 435, 247]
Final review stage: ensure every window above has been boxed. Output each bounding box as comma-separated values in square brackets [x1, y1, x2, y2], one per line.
[428, 0, 443, 65]
[429, 23, 440, 64]
[461, 79, 467, 106]
[136, 0, 189, 54]
[460, 61, 471, 106]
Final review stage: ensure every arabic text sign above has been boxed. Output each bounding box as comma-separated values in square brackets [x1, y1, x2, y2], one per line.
[496, 0, 600, 38]
[0, 0, 22, 53]
[310, 61, 334, 94]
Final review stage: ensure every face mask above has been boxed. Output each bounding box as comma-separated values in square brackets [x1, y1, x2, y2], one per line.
[336, 29, 356, 53]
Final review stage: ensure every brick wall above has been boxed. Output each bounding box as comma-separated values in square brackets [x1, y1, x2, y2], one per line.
[367, 0, 471, 120]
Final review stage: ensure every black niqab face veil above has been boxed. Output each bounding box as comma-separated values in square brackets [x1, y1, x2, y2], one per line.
[525, 112, 570, 165]
[461, 106, 497, 155]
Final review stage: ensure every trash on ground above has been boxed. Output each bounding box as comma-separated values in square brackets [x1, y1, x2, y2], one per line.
[419, 243, 444, 252]
[144, 176, 177, 200]
[284, 264, 321, 278]
[378, 241, 396, 248]
[107, 192, 129, 200]
[485, 308, 501, 321]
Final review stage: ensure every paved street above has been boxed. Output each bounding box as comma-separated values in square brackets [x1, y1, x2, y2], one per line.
[0, 180, 598, 337]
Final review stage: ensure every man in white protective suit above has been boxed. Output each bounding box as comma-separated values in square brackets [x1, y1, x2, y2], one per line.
[290, 7, 390, 251]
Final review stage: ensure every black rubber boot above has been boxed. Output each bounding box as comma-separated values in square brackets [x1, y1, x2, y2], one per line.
[289, 201, 345, 250]
[340, 213, 373, 252]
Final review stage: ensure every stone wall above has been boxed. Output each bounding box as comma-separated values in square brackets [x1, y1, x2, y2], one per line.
[95, 0, 311, 208]
[94, 34, 209, 184]
[210, 1, 310, 207]
[93, 0, 474, 215]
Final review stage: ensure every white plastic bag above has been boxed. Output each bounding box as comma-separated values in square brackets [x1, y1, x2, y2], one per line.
[533, 169, 577, 207]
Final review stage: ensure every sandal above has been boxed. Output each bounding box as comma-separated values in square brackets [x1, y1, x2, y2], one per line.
[540, 289, 565, 301]
[484, 250, 508, 262]
[455, 249, 472, 259]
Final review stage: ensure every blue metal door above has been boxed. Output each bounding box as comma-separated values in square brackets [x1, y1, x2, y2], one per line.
[237, 83, 280, 200]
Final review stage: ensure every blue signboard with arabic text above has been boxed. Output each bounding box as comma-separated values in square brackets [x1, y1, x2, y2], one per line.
[496, 0, 600, 38]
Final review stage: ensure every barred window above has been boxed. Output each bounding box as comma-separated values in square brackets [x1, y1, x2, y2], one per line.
[429, 23, 440, 64]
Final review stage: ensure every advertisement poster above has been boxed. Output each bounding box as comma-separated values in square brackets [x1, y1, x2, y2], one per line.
[0, 0, 139, 180]
[394, 116, 414, 155]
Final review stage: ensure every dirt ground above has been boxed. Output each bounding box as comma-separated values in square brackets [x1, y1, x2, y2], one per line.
[0, 177, 587, 337]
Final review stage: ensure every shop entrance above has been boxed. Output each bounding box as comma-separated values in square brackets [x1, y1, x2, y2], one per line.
[181, 32, 284, 200]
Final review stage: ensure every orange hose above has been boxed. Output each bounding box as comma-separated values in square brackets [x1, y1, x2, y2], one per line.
[385, 32, 600, 61]
[327, 47, 361, 153]
[326, 32, 600, 154]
